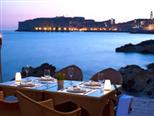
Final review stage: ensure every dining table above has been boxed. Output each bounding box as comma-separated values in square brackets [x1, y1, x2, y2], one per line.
[0, 76, 121, 116]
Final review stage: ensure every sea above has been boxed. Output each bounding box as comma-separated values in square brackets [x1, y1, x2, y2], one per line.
[1, 31, 154, 82]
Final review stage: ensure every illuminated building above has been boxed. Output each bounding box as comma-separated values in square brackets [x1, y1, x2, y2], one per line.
[17, 16, 154, 33]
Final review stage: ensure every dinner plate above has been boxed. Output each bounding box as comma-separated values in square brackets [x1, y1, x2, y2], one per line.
[40, 77, 55, 81]
[84, 82, 101, 86]
[66, 88, 87, 93]
[18, 83, 35, 87]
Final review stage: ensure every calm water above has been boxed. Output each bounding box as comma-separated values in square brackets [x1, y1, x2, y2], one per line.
[1, 31, 154, 81]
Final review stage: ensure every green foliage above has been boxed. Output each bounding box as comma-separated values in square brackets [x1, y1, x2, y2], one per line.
[55, 73, 65, 80]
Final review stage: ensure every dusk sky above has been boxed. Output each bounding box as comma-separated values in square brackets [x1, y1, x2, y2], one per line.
[0, 0, 154, 30]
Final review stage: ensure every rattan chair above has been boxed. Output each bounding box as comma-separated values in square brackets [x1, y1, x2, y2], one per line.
[0, 85, 17, 98]
[0, 100, 21, 116]
[0, 89, 21, 116]
[0, 85, 43, 101]
[17, 88, 43, 101]
[56, 65, 83, 81]
[90, 68, 123, 84]
[16, 91, 81, 116]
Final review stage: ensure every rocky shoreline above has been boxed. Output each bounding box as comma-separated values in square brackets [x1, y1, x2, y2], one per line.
[21, 63, 56, 77]
[116, 40, 154, 54]
[119, 63, 154, 98]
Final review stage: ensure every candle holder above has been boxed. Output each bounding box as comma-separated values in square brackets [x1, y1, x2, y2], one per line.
[15, 72, 22, 85]
[104, 80, 111, 91]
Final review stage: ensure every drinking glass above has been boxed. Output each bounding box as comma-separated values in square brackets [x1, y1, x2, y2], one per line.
[98, 73, 104, 84]
[44, 69, 50, 88]
[68, 67, 74, 85]
[32, 79, 38, 86]
[44, 69, 50, 78]
[24, 65, 29, 77]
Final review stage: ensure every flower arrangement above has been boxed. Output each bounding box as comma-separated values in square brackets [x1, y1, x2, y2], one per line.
[55, 73, 65, 80]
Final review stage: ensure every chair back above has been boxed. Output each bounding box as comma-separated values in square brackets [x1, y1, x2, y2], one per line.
[16, 91, 42, 116]
[17, 88, 43, 101]
[56, 65, 83, 81]
[0, 88, 3, 100]
[91, 68, 123, 84]
[0, 87, 20, 116]
[0, 100, 20, 116]
[0, 85, 17, 97]
[0, 85, 43, 101]
[17, 91, 81, 116]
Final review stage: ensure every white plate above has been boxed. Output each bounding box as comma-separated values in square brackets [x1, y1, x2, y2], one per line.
[18, 83, 35, 87]
[39, 77, 56, 82]
[84, 82, 101, 86]
[66, 88, 86, 93]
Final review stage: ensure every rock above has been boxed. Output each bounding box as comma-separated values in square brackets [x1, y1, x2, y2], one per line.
[147, 63, 154, 71]
[116, 40, 154, 53]
[143, 78, 154, 98]
[119, 65, 149, 92]
[21, 63, 56, 77]
[119, 63, 154, 98]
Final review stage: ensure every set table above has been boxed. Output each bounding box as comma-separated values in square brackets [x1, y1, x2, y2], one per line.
[0, 77, 121, 116]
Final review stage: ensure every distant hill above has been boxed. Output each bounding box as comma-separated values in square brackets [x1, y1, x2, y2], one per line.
[17, 16, 154, 33]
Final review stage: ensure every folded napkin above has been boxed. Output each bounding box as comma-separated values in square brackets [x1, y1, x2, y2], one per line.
[116, 95, 133, 116]
[84, 81, 101, 86]
[40, 77, 56, 81]
[58, 87, 95, 95]
[66, 87, 87, 93]
[18, 83, 35, 87]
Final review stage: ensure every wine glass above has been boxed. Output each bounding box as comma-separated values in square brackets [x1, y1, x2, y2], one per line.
[44, 69, 50, 88]
[44, 69, 50, 78]
[24, 65, 29, 77]
[67, 67, 74, 85]
[97, 73, 104, 85]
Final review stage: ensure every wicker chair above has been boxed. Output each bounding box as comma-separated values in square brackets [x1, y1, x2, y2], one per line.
[0, 85, 17, 98]
[0, 85, 43, 101]
[0, 88, 20, 116]
[17, 88, 43, 101]
[16, 91, 81, 116]
[0, 100, 21, 116]
[90, 68, 123, 84]
[56, 65, 83, 81]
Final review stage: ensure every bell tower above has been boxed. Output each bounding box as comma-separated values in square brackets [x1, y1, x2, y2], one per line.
[150, 11, 153, 19]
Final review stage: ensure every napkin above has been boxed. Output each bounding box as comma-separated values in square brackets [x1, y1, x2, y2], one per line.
[84, 81, 101, 86]
[40, 77, 56, 81]
[58, 87, 96, 95]
[18, 83, 35, 88]
[66, 87, 87, 93]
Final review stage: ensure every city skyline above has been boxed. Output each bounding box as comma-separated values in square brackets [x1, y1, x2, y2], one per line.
[0, 0, 154, 30]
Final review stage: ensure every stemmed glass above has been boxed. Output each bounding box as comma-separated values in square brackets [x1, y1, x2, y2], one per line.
[44, 69, 51, 88]
[24, 65, 30, 77]
[67, 67, 74, 86]
[97, 73, 104, 85]
[97, 72, 104, 93]
[44, 69, 51, 78]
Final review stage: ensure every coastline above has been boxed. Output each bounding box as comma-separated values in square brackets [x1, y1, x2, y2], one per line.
[1, 31, 154, 82]
[16, 16, 154, 34]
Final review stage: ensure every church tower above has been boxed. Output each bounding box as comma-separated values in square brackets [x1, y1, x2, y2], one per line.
[150, 11, 153, 19]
